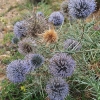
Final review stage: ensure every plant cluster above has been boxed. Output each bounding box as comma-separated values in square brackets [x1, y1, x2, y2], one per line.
[1, 0, 100, 100]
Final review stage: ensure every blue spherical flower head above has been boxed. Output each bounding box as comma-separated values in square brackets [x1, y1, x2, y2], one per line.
[18, 38, 37, 55]
[48, 11, 64, 26]
[49, 53, 76, 78]
[12, 37, 19, 44]
[46, 77, 69, 100]
[14, 20, 27, 39]
[68, 0, 96, 19]
[25, 54, 44, 71]
[6, 60, 30, 83]
[36, 11, 44, 18]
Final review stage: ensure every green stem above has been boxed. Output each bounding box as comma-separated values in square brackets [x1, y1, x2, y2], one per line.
[80, 19, 85, 40]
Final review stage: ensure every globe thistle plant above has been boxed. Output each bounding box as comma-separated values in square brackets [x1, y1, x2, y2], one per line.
[48, 11, 64, 26]
[46, 77, 69, 100]
[14, 20, 27, 39]
[6, 60, 30, 83]
[68, 0, 96, 19]
[18, 38, 37, 55]
[25, 12, 49, 37]
[63, 39, 82, 51]
[36, 11, 44, 18]
[49, 53, 76, 78]
[25, 54, 44, 71]
[12, 37, 19, 44]
[42, 28, 58, 45]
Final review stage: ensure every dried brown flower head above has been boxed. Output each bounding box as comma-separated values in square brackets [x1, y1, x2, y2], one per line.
[25, 12, 49, 38]
[42, 28, 58, 45]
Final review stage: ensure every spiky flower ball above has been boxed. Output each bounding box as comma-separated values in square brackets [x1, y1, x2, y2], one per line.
[18, 38, 37, 55]
[14, 20, 27, 39]
[60, 0, 69, 17]
[48, 11, 64, 26]
[25, 54, 44, 71]
[36, 11, 44, 18]
[6, 60, 30, 83]
[12, 37, 19, 44]
[46, 77, 69, 100]
[63, 39, 82, 51]
[68, 0, 96, 19]
[26, 13, 49, 37]
[49, 53, 76, 78]
[42, 28, 58, 45]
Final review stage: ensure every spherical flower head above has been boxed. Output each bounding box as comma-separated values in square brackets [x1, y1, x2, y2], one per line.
[42, 29, 58, 44]
[18, 38, 37, 55]
[36, 11, 44, 18]
[46, 77, 69, 100]
[14, 20, 27, 39]
[6, 60, 30, 83]
[63, 39, 82, 51]
[68, 0, 96, 19]
[26, 14, 49, 37]
[48, 11, 64, 26]
[12, 37, 19, 44]
[25, 54, 44, 71]
[49, 53, 76, 78]
[60, 0, 69, 17]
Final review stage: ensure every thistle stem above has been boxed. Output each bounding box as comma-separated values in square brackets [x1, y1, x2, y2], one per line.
[80, 19, 85, 40]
